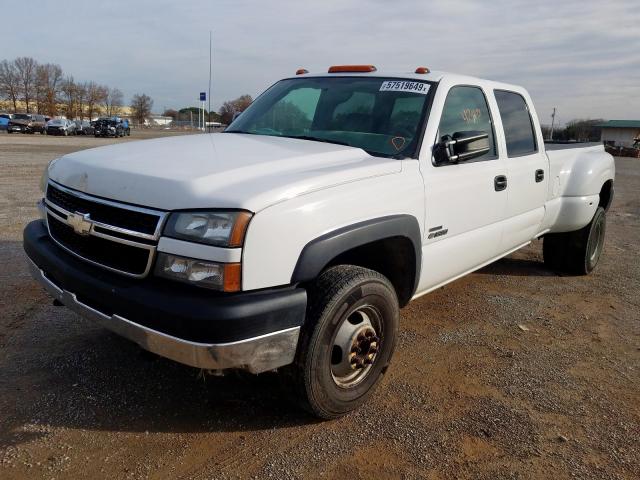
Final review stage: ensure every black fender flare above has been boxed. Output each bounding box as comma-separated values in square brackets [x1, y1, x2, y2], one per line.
[291, 214, 422, 297]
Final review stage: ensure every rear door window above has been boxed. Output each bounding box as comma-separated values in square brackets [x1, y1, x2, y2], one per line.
[494, 90, 537, 156]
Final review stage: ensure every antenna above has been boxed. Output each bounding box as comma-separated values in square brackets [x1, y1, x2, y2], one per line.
[208, 30, 212, 131]
[549, 107, 556, 141]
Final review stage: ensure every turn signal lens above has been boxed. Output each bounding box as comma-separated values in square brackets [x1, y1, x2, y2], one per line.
[328, 65, 377, 73]
[223, 263, 242, 292]
[229, 211, 252, 248]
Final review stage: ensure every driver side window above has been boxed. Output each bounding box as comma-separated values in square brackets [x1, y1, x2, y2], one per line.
[253, 87, 320, 134]
[437, 86, 496, 162]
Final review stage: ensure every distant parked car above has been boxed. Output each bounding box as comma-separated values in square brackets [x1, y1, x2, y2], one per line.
[0, 113, 10, 131]
[75, 120, 95, 135]
[94, 118, 124, 137]
[46, 119, 77, 136]
[8, 113, 47, 134]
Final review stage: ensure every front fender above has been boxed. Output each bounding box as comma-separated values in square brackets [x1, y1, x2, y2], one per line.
[291, 215, 422, 291]
[241, 162, 425, 291]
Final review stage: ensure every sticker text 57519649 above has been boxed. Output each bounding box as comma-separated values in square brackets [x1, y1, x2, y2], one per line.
[379, 81, 430, 95]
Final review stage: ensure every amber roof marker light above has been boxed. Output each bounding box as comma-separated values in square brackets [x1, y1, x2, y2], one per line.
[328, 65, 377, 73]
[296, 68, 309, 75]
[415, 67, 430, 74]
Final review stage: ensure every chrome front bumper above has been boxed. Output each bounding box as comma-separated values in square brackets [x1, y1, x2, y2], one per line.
[27, 258, 300, 374]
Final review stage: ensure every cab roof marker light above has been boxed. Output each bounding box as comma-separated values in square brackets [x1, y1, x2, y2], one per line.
[296, 68, 309, 75]
[415, 67, 430, 74]
[328, 65, 377, 73]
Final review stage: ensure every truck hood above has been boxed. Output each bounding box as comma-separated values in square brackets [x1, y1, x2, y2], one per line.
[48, 133, 401, 211]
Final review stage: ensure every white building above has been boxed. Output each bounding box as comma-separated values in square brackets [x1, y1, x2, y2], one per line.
[599, 120, 640, 148]
[147, 115, 173, 126]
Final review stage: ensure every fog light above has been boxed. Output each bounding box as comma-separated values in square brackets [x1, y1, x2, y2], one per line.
[154, 253, 240, 292]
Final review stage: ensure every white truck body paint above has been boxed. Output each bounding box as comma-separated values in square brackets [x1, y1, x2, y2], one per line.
[45, 70, 615, 295]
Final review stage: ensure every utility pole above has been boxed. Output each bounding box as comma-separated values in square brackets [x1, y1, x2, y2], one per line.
[549, 107, 556, 141]
[208, 30, 212, 131]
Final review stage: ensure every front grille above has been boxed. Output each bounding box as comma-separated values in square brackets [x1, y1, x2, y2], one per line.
[48, 214, 151, 276]
[47, 184, 161, 235]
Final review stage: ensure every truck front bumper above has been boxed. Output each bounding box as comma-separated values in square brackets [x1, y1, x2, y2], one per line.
[24, 220, 307, 373]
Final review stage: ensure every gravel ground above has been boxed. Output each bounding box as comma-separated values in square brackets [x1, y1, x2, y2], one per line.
[0, 132, 638, 479]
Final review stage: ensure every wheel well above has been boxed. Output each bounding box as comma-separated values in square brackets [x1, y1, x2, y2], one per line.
[323, 236, 416, 307]
[599, 180, 614, 211]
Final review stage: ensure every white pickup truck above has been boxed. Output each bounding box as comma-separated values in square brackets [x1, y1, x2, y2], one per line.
[24, 65, 615, 419]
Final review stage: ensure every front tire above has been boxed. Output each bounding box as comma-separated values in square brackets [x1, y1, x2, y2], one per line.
[544, 206, 606, 275]
[289, 265, 399, 419]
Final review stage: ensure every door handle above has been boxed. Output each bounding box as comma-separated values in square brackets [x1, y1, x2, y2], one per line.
[494, 175, 507, 191]
[535, 169, 544, 182]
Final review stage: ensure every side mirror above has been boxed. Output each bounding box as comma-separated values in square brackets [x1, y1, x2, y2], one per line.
[433, 130, 490, 165]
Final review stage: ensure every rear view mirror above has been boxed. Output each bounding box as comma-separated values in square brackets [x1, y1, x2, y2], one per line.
[433, 130, 490, 165]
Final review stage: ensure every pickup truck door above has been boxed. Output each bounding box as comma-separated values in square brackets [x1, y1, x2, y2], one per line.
[417, 84, 509, 293]
[492, 90, 548, 249]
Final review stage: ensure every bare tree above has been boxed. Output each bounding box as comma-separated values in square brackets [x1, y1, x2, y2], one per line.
[60, 76, 77, 119]
[219, 94, 253, 124]
[85, 82, 108, 120]
[103, 87, 124, 117]
[35, 63, 63, 116]
[163, 108, 178, 119]
[14, 57, 38, 113]
[130, 93, 153, 125]
[0, 59, 20, 112]
[76, 82, 87, 120]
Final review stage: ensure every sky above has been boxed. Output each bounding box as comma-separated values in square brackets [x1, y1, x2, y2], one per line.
[4, 0, 639, 125]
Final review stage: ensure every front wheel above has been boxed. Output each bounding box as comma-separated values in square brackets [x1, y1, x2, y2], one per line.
[544, 206, 606, 275]
[288, 265, 399, 419]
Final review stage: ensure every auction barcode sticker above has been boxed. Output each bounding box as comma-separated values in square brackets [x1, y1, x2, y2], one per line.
[379, 80, 430, 95]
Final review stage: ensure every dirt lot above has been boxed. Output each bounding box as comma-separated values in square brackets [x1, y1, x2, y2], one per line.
[0, 132, 638, 480]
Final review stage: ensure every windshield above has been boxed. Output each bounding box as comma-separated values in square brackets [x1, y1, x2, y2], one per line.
[14, 114, 31, 120]
[226, 77, 434, 158]
[50, 119, 64, 125]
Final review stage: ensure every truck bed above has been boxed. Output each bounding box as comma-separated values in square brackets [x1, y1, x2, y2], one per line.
[544, 141, 602, 151]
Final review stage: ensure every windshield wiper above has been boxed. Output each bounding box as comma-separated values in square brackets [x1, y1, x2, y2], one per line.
[279, 135, 351, 147]
[223, 130, 260, 135]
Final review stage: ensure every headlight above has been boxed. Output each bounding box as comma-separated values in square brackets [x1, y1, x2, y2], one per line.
[154, 253, 241, 291]
[164, 211, 252, 247]
[40, 158, 58, 193]
[39, 165, 49, 193]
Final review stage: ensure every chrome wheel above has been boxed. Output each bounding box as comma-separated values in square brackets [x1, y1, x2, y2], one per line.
[589, 216, 604, 263]
[330, 305, 381, 388]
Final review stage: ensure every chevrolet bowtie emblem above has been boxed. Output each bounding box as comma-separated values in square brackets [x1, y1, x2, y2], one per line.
[67, 212, 92, 236]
